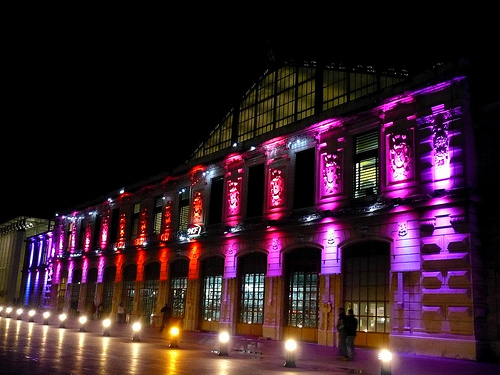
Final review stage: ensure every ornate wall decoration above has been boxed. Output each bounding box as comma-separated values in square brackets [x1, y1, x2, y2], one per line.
[321, 152, 341, 195]
[389, 134, 412, 181]
[192, 191, 203, 223]
[161, 200, 172, 241]
[227, 179, 241, 216]
[270, 168, 284, 207]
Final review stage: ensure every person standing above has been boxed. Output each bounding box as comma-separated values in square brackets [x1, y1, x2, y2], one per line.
[159, 303, 172, 333]
[345, 308, 358, 360]
[337, 307, 348, 359]
[117, 302, 125, 324]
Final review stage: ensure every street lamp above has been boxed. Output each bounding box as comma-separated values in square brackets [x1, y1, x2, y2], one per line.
[16, 308, 23, 320]
[218, 331, 229, 356]
[102, 318, 111, 336]
[378, 349, 393, 375]
[169, 326, 180, 348]
[284, 339, 297, 368]
[28, 309, 36, 322]
[59, 313, 67, 328]
[79, 316, 88, 332]
[132, 322, 141, 341]
[43, 311, 50, 325]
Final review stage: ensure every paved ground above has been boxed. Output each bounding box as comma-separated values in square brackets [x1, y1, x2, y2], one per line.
[1, 312, 499, 374]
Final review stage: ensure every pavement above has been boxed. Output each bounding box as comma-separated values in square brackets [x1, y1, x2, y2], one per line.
[121, 318, 500, 375]
[2, 312, 500, 374]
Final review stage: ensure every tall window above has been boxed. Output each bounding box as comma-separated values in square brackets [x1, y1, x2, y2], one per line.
[102, 266, 116, 313]
[285, 248, 320, 328]
[122, 264, 136, 315]
[353, 130, 379, 198]
[239, 252, 266, 324]
[141, 262, 160, 321]
[130, 203, 140, 239]
[343, 241, 390, 333]
[208, 177, 224, 225]
[170, 259, 189, 318]
[152, 196, 163, 235]
[201, 256, 224, 322]
[178, 187, 190, 232]
[246, 164, 265, 218]
[70, 269, 82, 312]
[85, 268, 98, 312]
[293, 148, 315, 209]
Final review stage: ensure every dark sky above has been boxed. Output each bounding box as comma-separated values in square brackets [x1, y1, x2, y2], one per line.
[2, 13, 491, 223]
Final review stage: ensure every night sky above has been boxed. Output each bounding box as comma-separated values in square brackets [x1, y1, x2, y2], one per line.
[2, 12, 491, 223]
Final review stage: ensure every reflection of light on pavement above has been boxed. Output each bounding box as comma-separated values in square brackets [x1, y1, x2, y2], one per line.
[14, 320, 21, 344]
[100, 337, 110, 372]
[130, 341, 140, 371]
[166, 349, 178, 373]
[24, 322, 34, 357]
[217, 358, 229, 375]
[74, 332, 86, 371]
[40, 325, 48, 358]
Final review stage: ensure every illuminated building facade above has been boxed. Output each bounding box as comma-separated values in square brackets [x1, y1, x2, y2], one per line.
[22, 60, 499, 360]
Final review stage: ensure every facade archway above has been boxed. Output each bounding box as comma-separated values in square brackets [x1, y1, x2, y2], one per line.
[342, 240, 390, 348]
[236, 251, 267, 336]
[283, 247, 321, 342]
[140, 261, 160, 322]
[169, 258, 189, 320]
[199, 255, 224, 332]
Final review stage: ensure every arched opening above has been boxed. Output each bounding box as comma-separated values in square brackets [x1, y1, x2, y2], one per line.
[284, 247, 321, 342]
[140, 261, 160, 323]
[85, 267, 98, 315]
[199, 256, 224, 332]
[236, 251, 267, 336]
[342, 240, 390, 348]
[102, 266, 116, 313]
[169, 259, 189, 320]
[122, 264, 136, 317]
[70, 269, 82, 315]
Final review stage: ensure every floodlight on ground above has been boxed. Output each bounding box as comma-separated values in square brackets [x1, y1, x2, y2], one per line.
[132, 322, 141, 341]
[16, 308, 23, 320]
[169, 326, 180, 348]
[59, 313, 67, 328]
[28, 309, 36, 322]
[43, 311, 50, 325]
[284, 339, 297, 368]
[218, 331, 230, 356]
[79, 316, 88, 332]
[378, 349, 393, 375]
[102, 318, 111, 336]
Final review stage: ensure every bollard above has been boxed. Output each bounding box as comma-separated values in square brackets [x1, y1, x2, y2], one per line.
[218, 331, 229, 356]
[102, 318, 111, 336]
[284, 339, 297, 368]
[378, 349, 392, 375]
[43, 311, 50, 325]
[132, 322, 141, 341]
[169, 326, 180, 348]
[79, 316, 88, 332]
[59, 313, 67, 328]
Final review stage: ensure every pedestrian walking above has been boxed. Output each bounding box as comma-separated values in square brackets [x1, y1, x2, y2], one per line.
[159, 303, 172, 333]
[117, 302, 125, 323]
[345, 308, 358, 360]
[336, 307, 348, 359]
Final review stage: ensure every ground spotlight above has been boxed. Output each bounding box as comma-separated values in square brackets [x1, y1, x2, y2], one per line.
[43, 311, 50, 325]
[59, 313, 67, 328]
[378, 349, 393, 375]
[132, 322, 141, 341]
[218, 331, 230, 356]
[169, 326, 180, 348]
[79, 316, 88, 332]
[6, 307, 13, 318]
[28, 309, 36, 322]
[284, 339, 297, 368]
[16, 308, 23, 320]
[102, 318, 111, 336]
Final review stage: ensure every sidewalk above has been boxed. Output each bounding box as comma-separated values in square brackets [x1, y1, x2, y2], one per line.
[45, 315, 500, 375]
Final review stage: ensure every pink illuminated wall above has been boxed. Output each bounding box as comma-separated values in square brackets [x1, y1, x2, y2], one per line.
[226, 178, 242, 217]
[320, 151, 342, 197]
[192, 191, 203, 223]
[100, 210, 110, 249]
[269, 168, 285, 207]
[117, 213, 126, 248]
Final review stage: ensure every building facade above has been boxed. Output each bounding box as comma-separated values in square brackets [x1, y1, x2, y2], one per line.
[21, 60, 499, 360]
[0, 217, 51, 306]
